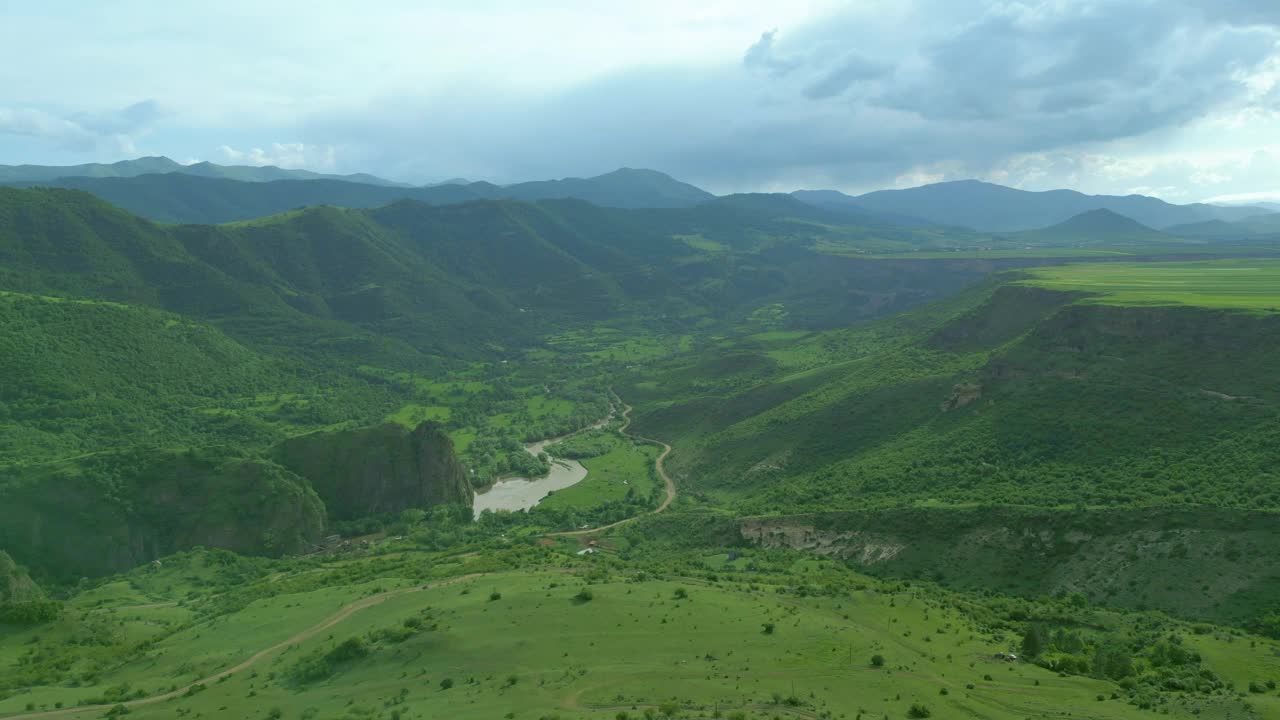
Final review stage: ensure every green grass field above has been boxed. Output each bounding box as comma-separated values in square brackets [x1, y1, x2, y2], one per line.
[1019, 260, 1280, 311]
[6, 545, 1269, 720]
[538, 436, 660, 511]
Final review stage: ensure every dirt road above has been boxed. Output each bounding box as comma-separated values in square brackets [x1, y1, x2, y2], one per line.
[548, 401, 675, 538]
[5, 575, 482, 720]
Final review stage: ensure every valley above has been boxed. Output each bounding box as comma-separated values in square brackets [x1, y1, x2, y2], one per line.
[1, 169, 1279, 719]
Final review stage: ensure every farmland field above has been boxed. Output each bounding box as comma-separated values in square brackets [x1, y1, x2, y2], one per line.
[1018, 260, 1280, 311]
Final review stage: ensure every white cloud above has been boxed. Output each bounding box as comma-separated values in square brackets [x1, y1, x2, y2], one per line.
[2, 1, 1280, 200]
[218, 143, 337, 170]
[1202, 189, 1280, 204]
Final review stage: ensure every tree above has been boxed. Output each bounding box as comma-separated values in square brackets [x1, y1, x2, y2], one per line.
[1020, 623, 1050, 658]
[1092, 644, 1134, 680]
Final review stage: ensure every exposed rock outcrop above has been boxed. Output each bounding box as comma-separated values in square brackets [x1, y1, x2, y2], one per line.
[273, 421, 473, 521]
[0, 550, 44, 604]
[0, 450, 326, 580]
[741, 507, 1280, 627]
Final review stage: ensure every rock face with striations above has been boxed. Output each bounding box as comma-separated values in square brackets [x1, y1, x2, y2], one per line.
[0, 450, 327, 581]
[273, 421, 473, 521]
[0, 550, 44, 604]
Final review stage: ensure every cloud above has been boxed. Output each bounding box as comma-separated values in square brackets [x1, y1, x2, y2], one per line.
[219, 143, 337, 170]
[803, 54, 890, 99]
[5, 1, 1280, 198]
[294, 0, 1280, 194]
[0, 100, 160, 154]
[743, 29, 799, 76]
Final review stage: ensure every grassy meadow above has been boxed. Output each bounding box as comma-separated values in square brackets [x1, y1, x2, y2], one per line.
[4, 543, 1274, 720]
[1019, 259, 1280, 312]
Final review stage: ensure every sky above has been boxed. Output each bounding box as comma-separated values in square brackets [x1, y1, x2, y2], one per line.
[2, 0, 1279, 202]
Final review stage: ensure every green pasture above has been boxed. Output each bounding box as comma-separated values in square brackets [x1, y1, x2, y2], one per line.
[6, 563, 1257, 720]
[1019, 259, 1280, 311]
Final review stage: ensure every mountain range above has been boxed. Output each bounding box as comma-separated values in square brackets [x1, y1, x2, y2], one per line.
[3, 167, 713, 223]
[0, 155, 406, 186]
[797, 180, 1269, 231]
[4, 158, 1272, 235]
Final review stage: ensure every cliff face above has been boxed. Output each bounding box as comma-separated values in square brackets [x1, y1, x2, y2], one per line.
[0, 450, 326, 581]
[0, 421, 471, 580]
[0, 550, 44, 604]
[741, 507, 1280, 628]
[273, 421, 473, 521]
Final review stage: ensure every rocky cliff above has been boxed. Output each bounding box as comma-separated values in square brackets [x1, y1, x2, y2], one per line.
[741, 507, 1280, 629]
[0, 449, 326, 581]
[0, 550, 44, 604]
[273, 421, 473, 521]
[0, 421, 471, 580]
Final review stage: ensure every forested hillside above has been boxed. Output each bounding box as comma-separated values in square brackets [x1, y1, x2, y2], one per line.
[618, 261, 1280, 630]
[0, 187, 1006, 580]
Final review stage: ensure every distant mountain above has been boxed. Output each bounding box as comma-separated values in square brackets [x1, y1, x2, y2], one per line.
[0, 156, 408, 186]
[843, 179, 1269, 231]
[1012, 208, 1174, 245]
[7, 167, 717, 223]
[496, 168, 713, 208]
[13, 173, 474, 224]
[1165, 212, 1280, 240]
[791, 189, 937, 227]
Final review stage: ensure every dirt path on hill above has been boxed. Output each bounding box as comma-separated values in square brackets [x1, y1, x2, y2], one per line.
[548, 399, 676, 538]
[4, 574, 484, 720]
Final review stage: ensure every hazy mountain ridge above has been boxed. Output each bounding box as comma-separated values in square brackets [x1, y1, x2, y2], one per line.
[8, 158, 1270, 235]
[797, 180, 1269, 231]
[4, 168, 715, 223]
[1164, 212, 1280, 240]
[0, 155, 408, 186]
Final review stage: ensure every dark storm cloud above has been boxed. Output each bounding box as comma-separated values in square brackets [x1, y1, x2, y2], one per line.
[305, 0, 1280, 190]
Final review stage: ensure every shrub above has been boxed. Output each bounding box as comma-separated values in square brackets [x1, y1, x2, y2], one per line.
[490, 591, 502, 601]
[573, 588, 594, 603]
[870, 654, 885, 667]
[908, 703, 932, 718]
[440, 678, 454, 690]
[762, 622, 776, 635]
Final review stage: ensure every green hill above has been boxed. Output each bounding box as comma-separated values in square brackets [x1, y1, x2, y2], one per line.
[0, 187, 1011, 580]
[1012, 208, 1175, 245]
[620, 261, 1280, 626]
[2, 180, 1280, 719]
[0, 541, 1275, 719]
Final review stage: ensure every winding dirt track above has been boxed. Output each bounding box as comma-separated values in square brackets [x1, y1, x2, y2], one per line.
[548, 400, 676, 537]
[4, 575, 482, 720]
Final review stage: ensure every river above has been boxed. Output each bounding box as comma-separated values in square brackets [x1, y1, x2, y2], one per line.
[470, 414, 611, 518]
